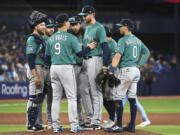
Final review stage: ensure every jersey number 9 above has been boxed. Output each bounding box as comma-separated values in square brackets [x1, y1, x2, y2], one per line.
[55, 43, 61, 55]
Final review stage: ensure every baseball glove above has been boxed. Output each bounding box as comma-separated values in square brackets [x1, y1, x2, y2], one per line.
[95, 70, 106, 89]
[107, 74, 121, 88]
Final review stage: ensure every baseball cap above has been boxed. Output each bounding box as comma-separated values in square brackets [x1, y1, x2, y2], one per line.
[116, 19, 134, 30]
[46, 18, 55, 28]
[78, 5, 95, 16]
[69, 16, 81, 24]
[55, 13, 69, 25]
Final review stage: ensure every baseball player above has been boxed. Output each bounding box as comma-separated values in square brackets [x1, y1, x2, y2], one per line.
[105, 19, 150, 132]
[26, 10, 47, 132]
[35, 18, 55, 130]
[69, 16, 93, 126]
[123, 96, 151, 127]
[78, 5, 109, 130]
[45, 13, 96, 133]
[101, 26, 117, 129]
[43, 18, 55, 129]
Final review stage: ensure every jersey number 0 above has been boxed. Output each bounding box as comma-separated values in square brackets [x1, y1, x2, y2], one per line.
[55, 43, 61, 55]
[133, 46, 137, 58]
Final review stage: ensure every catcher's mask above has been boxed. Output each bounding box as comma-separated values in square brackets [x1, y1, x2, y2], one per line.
[28, 10, 47, 28]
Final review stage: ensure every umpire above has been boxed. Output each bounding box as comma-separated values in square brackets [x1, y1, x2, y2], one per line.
[26, 10, 47, 132]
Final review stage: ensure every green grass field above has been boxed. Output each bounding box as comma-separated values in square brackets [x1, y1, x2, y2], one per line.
[0, 98, 180, 135]
[0, 98, 180, 114]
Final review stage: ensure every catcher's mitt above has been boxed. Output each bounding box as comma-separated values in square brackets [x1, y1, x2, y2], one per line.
[107, 74, 121, 88]
[95, 70, 112, 98]
[95, 70, 106, 89]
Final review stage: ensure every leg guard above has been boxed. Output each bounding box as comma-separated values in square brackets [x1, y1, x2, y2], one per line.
[27, 94, 44, 127]
[30, 93, 44, 104]
[27, 106, 39, 127]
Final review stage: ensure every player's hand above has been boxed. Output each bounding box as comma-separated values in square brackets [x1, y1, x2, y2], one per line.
[108, 71, 113, 75]
[102, 66, 108, 74]
[87, 42, 96, 49]
[137, 64, 141, 69]
[34, 75, 41, 87]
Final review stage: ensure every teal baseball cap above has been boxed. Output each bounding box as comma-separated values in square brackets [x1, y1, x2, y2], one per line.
[46, 18, 55, 28]
[116, 19, 134, 30]
[69, 16, 81, 24]
[78, 5, 95, 16]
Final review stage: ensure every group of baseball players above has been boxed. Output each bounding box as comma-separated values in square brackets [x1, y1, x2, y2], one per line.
[26, 5, 150, 133]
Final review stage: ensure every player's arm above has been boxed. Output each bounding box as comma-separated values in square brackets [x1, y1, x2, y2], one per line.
[70, 36, 96, 57]
[76, 42, 96, 57]
[101, 42, 109, 72]
[138, 43, 150, 67]
[108, 53, 122, 74]
[109, 39, 125, 74]
[96, 27, 109, 72]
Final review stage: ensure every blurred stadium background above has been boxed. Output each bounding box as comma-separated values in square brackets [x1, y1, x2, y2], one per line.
[0, 0, 180, 99]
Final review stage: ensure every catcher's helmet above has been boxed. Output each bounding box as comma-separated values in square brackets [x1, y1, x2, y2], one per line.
[28, 10, 47, 28]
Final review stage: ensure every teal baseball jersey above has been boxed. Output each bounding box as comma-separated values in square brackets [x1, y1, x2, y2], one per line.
[83, 21, 107, 56]
[42, 35, 49, 41]
[45, 31, 81, 65]
[26, 35, 45, 65]
[74, 35, 83, 64]
[115, 34, 150, 68]
[108, 38, 117, 64]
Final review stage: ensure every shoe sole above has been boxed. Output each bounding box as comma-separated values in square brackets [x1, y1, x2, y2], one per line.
[26, 130, 34, 132]
[54, 130, 63, 133]
[27, 129, 45, 132]
[105, 130, 123, 132]
[84, 127, 101, 130]
[71, 130, 84, 133]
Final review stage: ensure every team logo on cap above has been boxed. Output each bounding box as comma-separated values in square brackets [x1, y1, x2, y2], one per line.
[49, 19, 52, 23]
[72, 17, 75, 21]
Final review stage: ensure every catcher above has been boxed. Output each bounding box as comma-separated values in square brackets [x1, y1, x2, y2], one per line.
[95, 26, 120, 129]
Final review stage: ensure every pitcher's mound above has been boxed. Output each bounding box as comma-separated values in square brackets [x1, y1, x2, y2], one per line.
[0, 129, 162, 135]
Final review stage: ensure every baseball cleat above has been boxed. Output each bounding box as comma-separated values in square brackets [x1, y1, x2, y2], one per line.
[84, 124, 101, 130]
[123, 123, 136, 132]
[105, 125, 123, 132]
[137, 120, 151, 127]
[70, 125, 84, 133]
[27, 124, 45, 132]
[101, 119, 115, 129]
[53, 126, 64, 133]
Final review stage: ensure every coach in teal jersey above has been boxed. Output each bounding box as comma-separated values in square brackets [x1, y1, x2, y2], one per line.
[78, 5, 109, 129]
[45, 13, 96, 133]
[106, 19, 150, 133]
[26, 10, 47, 132]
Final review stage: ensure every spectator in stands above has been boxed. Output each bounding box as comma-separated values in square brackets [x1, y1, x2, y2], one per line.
[161, 60, 171, 72]
[170, 55, 177, 69]
[142, 62, 156, 96]
[153, 60, 163, 75]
